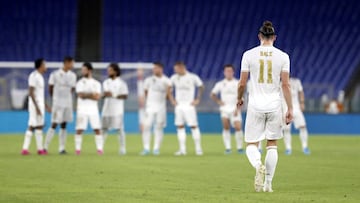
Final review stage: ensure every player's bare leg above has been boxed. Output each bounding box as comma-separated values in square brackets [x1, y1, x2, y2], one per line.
[191, 126, 203, 156]
[75, 129, 83, 155]
[299, 126, 310, 155]
[175, 125, 187, 156]
[246, 142, 265, 192]
[233, 121, 244, 154]
[221, 118, 232, 154]
[44, 123, 57, 153]
[94, 129, 104, 155]
[264, 139, 278, 192]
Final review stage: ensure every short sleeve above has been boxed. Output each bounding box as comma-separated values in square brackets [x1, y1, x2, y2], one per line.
[143, 78, 150, 91]
[28, 74, 36, 87]
[75, 81, 82, 93]
[194, 74, 203, 87]
[95, 81, 102, 94]
[241, 52, 250, 72]
[120, 80, 129, 95]
[103, 80, 109, 92]
[211, 83, 221, 94]
[48, 73, 55, 85]
[282, 53, 290, 72]
[166, 77, 172, 87]
[71, 73, 77, 88]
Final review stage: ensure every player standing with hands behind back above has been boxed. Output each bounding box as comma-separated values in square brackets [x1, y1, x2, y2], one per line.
[237, 21, 293, 192]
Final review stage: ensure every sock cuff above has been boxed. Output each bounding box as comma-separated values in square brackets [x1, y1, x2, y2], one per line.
[191, 127, 200, 133]
[26, 130, 33, 135]
[223, 129, 230, 133]
[266, 146, 278, 150]
[177, 128, 186, 134]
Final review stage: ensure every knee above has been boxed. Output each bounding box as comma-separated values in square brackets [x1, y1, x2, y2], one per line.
[60, 122, 66, 129]
[51, 123, 57, 128]
[266, 140, 277, 146]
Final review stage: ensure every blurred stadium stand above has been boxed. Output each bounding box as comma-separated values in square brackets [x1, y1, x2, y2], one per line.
[0, 0, 359, 112]
[102, 0, 360, 100]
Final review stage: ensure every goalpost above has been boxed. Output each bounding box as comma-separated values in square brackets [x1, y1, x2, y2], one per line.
[0, 61, 153, 111]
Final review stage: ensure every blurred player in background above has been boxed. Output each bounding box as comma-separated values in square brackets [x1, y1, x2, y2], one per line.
[101, 63, 128, 155]
[44, 56, 76, 154]
[137, 69, 146, 133]
[21, 58, 50, 155]
[237, 21, 293, 192]
[282, 77, 310, 155]
[75, 63, 103, 155]
[170, 61, 204, 156]
[211, 64, 244, 154]
[140, 62, 172, 155]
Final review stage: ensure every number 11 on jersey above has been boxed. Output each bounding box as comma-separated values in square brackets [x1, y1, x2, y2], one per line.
[258, 59, 273, 84]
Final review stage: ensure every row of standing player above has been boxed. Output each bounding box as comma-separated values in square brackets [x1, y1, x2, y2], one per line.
[20, 57, 309, 156]
[20, 20, 310, 193]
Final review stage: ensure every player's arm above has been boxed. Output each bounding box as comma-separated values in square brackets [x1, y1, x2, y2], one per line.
[281, 72, 293, 124]
[237, 71, 248, 107]
[78, 92, 100, 100]
[210, 84, 224, 106]
[210, 93, 223, 105]
[49, 85, 54, 97]
[192, 85, 204, 106]
[29, 86, 41, 115]
[117, 83, 129, 100]
[116, 94, 128, 99]
[167, 86, 177, 106]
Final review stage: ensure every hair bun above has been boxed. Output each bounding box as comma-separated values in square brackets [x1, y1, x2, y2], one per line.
[263, 21, 273, 27]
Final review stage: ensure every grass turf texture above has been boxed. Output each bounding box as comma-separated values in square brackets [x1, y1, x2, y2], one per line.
[0, 134, 359, 203]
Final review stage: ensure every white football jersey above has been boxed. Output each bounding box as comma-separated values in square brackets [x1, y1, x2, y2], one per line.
[48, 68, 77, 108]
[144, 75, 172, 111]
[102, 77, 129, 116]
[241, 45, 290, 112]
[211, 78, 239, 112]
[28, 70, 45, 109]
[76, 77, 101, 115]
[170, 72, 203, 105]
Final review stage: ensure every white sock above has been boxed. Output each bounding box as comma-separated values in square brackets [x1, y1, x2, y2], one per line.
[265, 146, 278, 185]
[75, 134, 82, 151]
[283, 128, 292, 150]
[191, 127, 202, 152]
[299, 127, 309, 149]
[95, 135, 103, 151]
[177, 128, 187, 153]
[246, 144, 262, 169]
[44, 128, 55, 150]
[235, 130, 244, 149]
[35, 129, 44, 150]
[153, 126, 163, 151]
[222, 129, 231, 150]
[118, 129, 126, 150]
[22, 130, 33, 150]
[59, 128, 67, 152]
[142, 125, 151, 151]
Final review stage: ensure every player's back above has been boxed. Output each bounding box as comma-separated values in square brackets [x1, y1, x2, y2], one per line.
[242, 45, 290, 112]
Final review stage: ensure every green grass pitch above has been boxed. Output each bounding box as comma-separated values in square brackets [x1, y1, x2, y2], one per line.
[0, 134, 359, 203]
